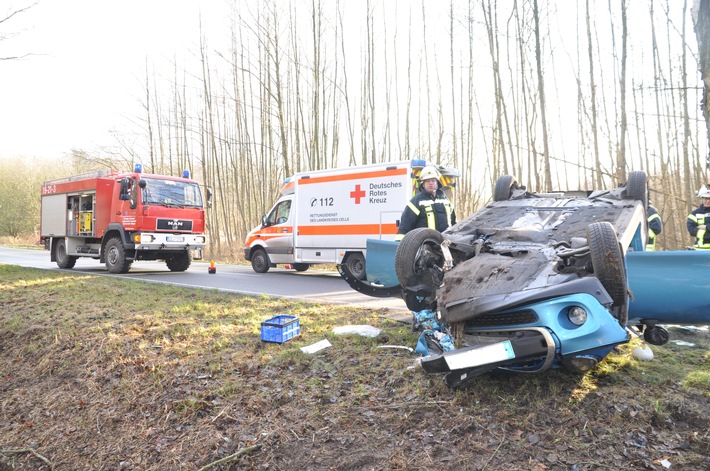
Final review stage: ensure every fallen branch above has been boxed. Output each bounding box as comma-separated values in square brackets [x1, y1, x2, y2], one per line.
[481, 437, 504, 470]
[197, 443, 263, 471]
[0, 448, 54, 470]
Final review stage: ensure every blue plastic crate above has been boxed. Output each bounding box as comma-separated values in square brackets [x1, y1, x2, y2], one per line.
[261, 315, 301, 344]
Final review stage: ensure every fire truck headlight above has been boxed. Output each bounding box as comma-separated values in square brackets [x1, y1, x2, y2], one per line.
[195, 236, 205, 243]
[138, 234, 154, 243]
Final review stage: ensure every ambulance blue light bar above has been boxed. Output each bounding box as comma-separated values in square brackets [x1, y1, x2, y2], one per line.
[411, 159, 427, 168]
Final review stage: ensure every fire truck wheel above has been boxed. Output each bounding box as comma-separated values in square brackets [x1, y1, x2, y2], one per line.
[54, 239, 77, 269]
[343, 252, 366, 280]
[105, 237, 132, 274]
[293, 263, 309, 272]
[251, 248, 270, 273]
[166, 251, 192, 272]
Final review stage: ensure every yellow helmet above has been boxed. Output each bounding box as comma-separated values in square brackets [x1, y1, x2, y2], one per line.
[418, 165, 442, 182]
[697, 186, 710, 198]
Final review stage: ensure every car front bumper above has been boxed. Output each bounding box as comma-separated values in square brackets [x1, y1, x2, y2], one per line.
[421, 291, 630, 384]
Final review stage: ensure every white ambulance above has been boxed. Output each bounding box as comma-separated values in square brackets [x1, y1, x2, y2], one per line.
[243, 159, 458, 279]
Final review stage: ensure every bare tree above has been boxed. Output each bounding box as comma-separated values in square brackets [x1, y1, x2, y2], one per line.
[532, 0, 552, 191]
[0, 1, 39, 61]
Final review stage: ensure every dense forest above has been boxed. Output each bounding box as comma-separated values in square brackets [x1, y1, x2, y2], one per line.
[3, 0, 710, 257]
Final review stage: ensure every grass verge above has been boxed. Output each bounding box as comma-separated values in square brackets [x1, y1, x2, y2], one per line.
[0, 265, 708, 470]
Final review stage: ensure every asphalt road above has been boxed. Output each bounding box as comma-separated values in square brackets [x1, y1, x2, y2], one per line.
[0, 246, 408, 312]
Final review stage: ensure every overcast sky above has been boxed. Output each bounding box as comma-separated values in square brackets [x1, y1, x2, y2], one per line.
[0, 0, 227, 159]
[1, 0, 701, 175]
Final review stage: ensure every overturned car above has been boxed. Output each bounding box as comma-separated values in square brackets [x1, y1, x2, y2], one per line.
[340, 172, 701, 388]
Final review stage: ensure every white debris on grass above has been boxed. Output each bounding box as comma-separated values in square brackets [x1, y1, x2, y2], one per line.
[332, 325, 381, 337]
[671, 340, 696, 347]
[666, 325, 708, 333]
[300, 339, 332, 354]
[376, 345, 414, 352]
[632, 345, 654, 361]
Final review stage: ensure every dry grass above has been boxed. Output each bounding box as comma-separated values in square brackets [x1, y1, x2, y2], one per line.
[0, 235, 42, 249]
[0, 265, 708, 470]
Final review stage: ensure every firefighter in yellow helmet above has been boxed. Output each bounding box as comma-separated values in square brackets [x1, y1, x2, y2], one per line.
[395, 165, 456, 241]
[687, 186, 710, 249]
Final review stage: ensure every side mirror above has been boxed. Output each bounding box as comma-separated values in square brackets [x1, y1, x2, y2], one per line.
[138, 179, 147, 189]
[261, 214, 268, 227]
[206, 187, 213, 209]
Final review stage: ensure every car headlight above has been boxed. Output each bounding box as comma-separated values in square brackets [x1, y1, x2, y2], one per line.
[567, 306, 587, 326]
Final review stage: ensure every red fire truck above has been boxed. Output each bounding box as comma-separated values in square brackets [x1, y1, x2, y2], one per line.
[40, 164, 208, 273]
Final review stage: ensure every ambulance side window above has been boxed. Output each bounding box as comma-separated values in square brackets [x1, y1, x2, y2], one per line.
[276, 200, 291, 224]
[266, 200, 291, 226]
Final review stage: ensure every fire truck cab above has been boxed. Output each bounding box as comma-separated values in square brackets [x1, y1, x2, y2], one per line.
[40, 164, 208, 274]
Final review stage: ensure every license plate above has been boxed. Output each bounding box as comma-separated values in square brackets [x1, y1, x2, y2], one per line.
[445, 340, 515, 370]
[167, 236, 184, 242]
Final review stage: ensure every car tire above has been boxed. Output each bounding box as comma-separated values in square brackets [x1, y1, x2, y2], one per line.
[251, 248, 270, 273]
[587, 221, 628, 325]
[395, 228, 444, 287]
[166, 251, 192, 272]
[625, 170, 648, 210]
[293, 263, 309, 272]
[493, 175, 519, 201]
[54, 239, 77, 269]
[105, 237, 132, 274]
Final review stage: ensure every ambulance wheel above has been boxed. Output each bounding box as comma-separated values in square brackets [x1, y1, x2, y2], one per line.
[251, 248, 270, 273]
[343, 252, 366, 280]
[494, 175, 519, 201]
[105, 237, 132, 274]
[293, 263, 309, 272]
[587, 222, 628, 325]
[54, 239, 77, 269]
[166, 251, 192, 272]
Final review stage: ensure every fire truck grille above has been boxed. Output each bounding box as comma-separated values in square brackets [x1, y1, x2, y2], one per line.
[157, 219, 193, 231]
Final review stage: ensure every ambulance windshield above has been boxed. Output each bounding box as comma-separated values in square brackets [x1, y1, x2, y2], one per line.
[140, 178, 203, 208]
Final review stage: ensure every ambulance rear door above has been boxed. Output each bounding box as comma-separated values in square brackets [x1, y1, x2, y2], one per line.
[293, 163, 411, 253]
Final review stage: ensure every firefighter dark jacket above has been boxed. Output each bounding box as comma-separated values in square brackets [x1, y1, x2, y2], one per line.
[687, 205, 710, 248]
[397, 183, 456, 237]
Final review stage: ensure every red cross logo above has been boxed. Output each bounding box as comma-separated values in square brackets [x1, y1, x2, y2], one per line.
[350, 184, 366, 204]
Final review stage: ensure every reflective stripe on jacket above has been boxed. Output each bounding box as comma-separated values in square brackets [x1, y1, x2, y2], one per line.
[395, 188, 456, 241]
[687, 209, 710, 249]
[646, 210, 661, 251]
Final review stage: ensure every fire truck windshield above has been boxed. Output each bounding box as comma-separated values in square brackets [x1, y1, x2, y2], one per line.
[140, 177, 203, 208]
